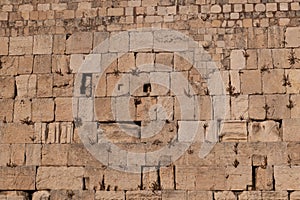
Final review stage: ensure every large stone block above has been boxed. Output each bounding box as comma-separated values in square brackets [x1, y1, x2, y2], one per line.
[0, 99, 13, 122]
[230, 50, 245, 70]
[283, 119, 300, 141]
[285, 27, 300, 47]
[33, 35, 53, 54]
[240, 70, 261, 94]
[266, 94, 290, 119]
[262, 69, 285, 94]
[214, 191, 236, 200]
[255, 166, 273, 190]
[126, 191, 161, 200]
[36, 167, 84, 190]
[95, 191, 124, 200]
[33, 55, 52, 73]
[219, 121, 247, 142]
[16, 75, 36, 98]
[0, 37, 8, 55]
[225, 166, 252, 190]
[18, 55, 33, 74]
[37, 74, 53, 97]
[0, 166, 36, 190]
[248, 120, 281, 142]
[25, 144, 41, 166]
[66, 32, 93, 54]
[9, 36, 33, 55]
[0, 76, 15, 98]
[274, 166, 300, 190]
[55, 98, 73, 121]
[0, 56, 18, 75]
[41, 144, 68, 166]
[32, 98, 54, 122]
[249, 95, 265, 120]
[0, 123, 34, 143]
[286, 69, 300, 94]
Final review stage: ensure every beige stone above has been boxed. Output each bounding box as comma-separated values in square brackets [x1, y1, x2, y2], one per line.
[239, 191, 262, 200]
[266, 94, 290, 119]
[51, 55, 70, 74]
[219, 121, 247, 142]
[107, 8, 124, 16]
[14, 99, 31, 122]
[188, 191, 212, 200]
[291, 191, 300, 200]
[126, 191, 161, 199]
[230, 50, 245, 69]
[55, 98, 73, 121]
[272, 49, 290, 69]
[283, 119, 300, 141]
[36, 167, 84, 190]
[262, 69, 285, 94]
[118, 53, 135, 72]
[53, 74, 74, 97]
[32, 191, 50, 200]
[0, 166, 36, 190]
[274, 166, 300, 190]
[10, 144, 25, 165]
[33, 35, 53, 54]
[32, 98, 54, 122]
[16, 75, 36, 98]
[262, 191, 288, 200]
[25, 144, 41, 166]
[225, 166, 252, 190]
[174, 53, 193, 71]
[50, 190, 94, 200]
[268, 26, 284, 48]
[287, 69, 300, 94]
[150, 72, 170, 96]
[248, 120, 281, 142]
[255, 166, 273, 191]
[162, 191, 186, 200]
[214, 191, 236, 200]
[0, 76, 15, 98]
[0, 37, 8, 55]
[240, 70, 261, 94]
[53, 35, 66, 54]
[245, 50, 257, 69]
[107, 73, 130, 96]
[68, 144, 100, 167]
[33, 55, 52, 73]
[37, 74, 53, 97]
[231, 95, 248, 120]
[66, 32, 93, 54]
[0, 99, 13, 122]
[0, 145, 10, 166]
[257, 49, 272, 69]
[0, 56, 18, 75]
[248, 28, 267, 49]
[155, 52, 173, 70]
[285, 27, 300, 47]
[95, 191, 124, 200]
[18, 55, 33, 74]
[9, 36, 33, 55]
[0, 123, 34, 143]
[42, 144, 68, 165]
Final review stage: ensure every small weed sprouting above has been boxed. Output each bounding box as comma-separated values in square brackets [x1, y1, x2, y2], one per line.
[288, 49, 300, 67]
[242, 50, 250, 59]
[282, 74, 291, 87]
[20, 117, 34, 125]
[150, 181, 161, 192]
[287, 99, 295, 109]
[232, 159, 239, 168]
[113, 69, 120, 76]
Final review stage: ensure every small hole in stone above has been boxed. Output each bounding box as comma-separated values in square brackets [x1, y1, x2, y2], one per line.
[143, 83, 151, 93]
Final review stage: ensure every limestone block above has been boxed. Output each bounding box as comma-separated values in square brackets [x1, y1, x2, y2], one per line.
[93, 32, 109, 52]
[0, 76, 15, 98]
[160, 166, 174, 190]
[0, 99, 13, 122]
[274, 166, 300, 190]
[52, 55, 70, 74]
[262, 69, 285, 94]
[135, 97, 156, 121]
[36, 167, 84, 190]
[130, 31, 153, 52]
[53, 35, 66, 54]
[118, 53, 135, 72]
[66, 32, 93, 54]
[248, 120, 281, 142]
[94, 97, 115, 121]
[0, 144, 10, 166]
[10, 144, 25, 165]
[33, 35, 53, 54]
[25, 144, 41, 166]
[291, 95, 300, 118]
[252, 154, 267, 167]
[266, 94, 290, 119]
[55, 98, 73, 121]
[195, 95, 212, 120]
[9, 36, 33, 55]
[37, 74, 53, 97]
[230, 50, 245, 70]
[107, 73, 130, 96]
[219, 121, 247, 142]
[268, 26, 284, 48]
[285, 27, 300, 48]
[50, 190, 94, 200]
[245, 49, 257, 69]
[290, 191, 300, 200]
[214, 191, 236, 200]
[174, 53, 193, 72]
[18, 55, 33, 74]
[170, 72, 188, 96]
[286, 142, 300, 165]
[155, 52, 173, 70]
[188, 191, 213, 200]
[0, 56, 18, 75]
[142, 167, 159, 190]
[240, 70, 261, 94]
[286, 69, 300, 94]
[0, 37, 8, 55]
[265, 142, 288, 166]
[225, 166, 252, 190]
[136, 53, 155, 72]
[39, 122, 74, 144]
[32, 98, 54, 122]
[33, 55, 52, 73]
[283, 119, 300, 141]
[150, 72, 170, 96]
[107, 8, 124, 16]
[53, 74, 74, 97]
[255, 166, 273, 191]
[0, 123, 34, 143]
[162, 191, 186, 200]
[67, 144, 100, 167]
[42, 144, 68, 165]
[0, 166, 36, 190]
[95, 191, 124, 200]
[126, 191, 161, 200]
[239, 191, 262, 200]
[230, 95, 248, 120]
[130, 72, 151, 97]
[156, 96, 173, 121]
[32, 191, 50, 200]
[16, 75, 36, 98]
[247, 28, 267, 49]
[257, 49, 272, 70]
[249, 95, 265, 120]
[272, 49, 290, 69]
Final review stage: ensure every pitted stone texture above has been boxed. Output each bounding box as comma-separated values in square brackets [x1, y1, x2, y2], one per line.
[285, 27, 300, 47]
[248, 120, 281, 142]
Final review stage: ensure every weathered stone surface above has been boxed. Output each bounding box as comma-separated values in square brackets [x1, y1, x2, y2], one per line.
[283, 119, 300, 141]
[274, 166, 300, 190]
[230, 50, 245, 69]
[66, 32, 93, 54]
[285, 27, 300, 47]
[0, 166, 36, 190]
[225, 166, 252, 190]
[266, 95, 290, 119]
[219, 121, 247, 142]
[37, 167, 84, 190]
[32, 98, 54, 122]
[240, 70, 261, 94]
[25, 144, 41, 166]
[0, 123, 34, 143]
[262, 69, 285, 94]
[0, 99, 13, 122]
[214, 191, 236, 200]
[249, 95, 265, 120]
[95, 191, 125, 200]
[0, 76, 15, 98]
[162, 191, 186, 200]
[126, 191, 161, 200]
[33, 35, 53, 54]
[33, 55, 52, 74]
[0, 37, 8, 55]
[37, 74, 53, 97]
[248, 120, 281, 142]
[42, 144, 68, 166]
[9, 36, 33, 55]
[188, 191, 212, 200]
[32, 191, 50, 200]
[55, 98, 73, 121]
[255, 166, 273, 191]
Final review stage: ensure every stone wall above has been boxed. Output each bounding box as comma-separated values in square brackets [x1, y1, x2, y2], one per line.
[0, 0, 300, 199]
